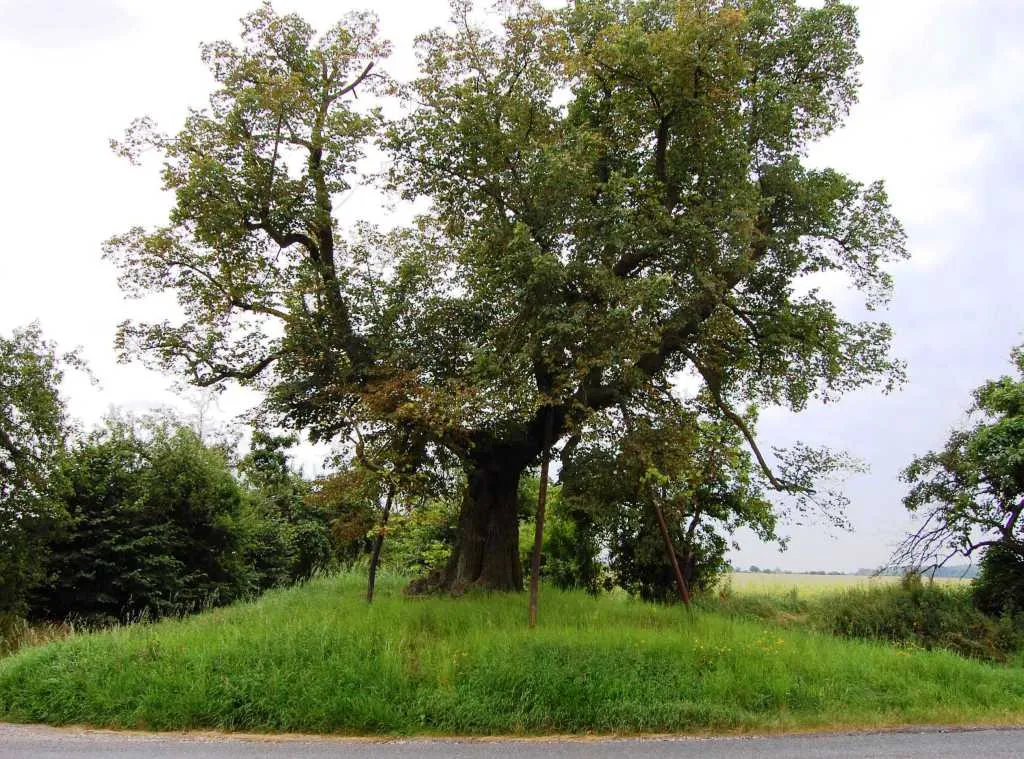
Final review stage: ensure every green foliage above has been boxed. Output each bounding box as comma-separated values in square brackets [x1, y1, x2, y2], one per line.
[0, 325, 75, 616]
[974, 542, 1024, 617]
[3, 574, 1024, 734]
[519, 479, 605, 594]
[238, 431, 333, 587]
[307, 429, 459, 577]
[810, 574, 1023, 663]
[32, 418, 252, 623]
[562, 398, 779, 601]
[898, 344, 1024, 569]
[539, 509, 605, 595]
[382, 499, 457, 576]
[107, 1, 908, 591]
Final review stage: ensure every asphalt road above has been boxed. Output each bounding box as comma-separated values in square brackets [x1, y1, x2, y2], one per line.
[2, 724, 1023, 758]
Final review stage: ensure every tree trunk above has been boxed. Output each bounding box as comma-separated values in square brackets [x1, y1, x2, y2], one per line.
[441, 457, 525, 592]
[653, 499, 691, 607]
[366, 484, 395, 603]
[529, 410, 555, 626]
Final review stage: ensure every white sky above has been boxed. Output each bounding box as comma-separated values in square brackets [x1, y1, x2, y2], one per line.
[1, 0, 1022, 572]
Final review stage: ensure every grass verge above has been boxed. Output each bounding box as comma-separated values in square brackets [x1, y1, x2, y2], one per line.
[1, 572, 1023, 735]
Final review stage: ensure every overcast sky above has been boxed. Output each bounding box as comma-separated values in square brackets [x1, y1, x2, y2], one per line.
[1, 1, 1021, 572]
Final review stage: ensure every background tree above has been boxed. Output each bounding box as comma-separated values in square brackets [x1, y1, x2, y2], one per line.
[35, 416, 252, 623]
[895, 344, 1024, 613]
[561, 393, 780, 601]
[239, 430, 333, 588]
[108, 0, 906, 592]
[0, 324, 75, 616]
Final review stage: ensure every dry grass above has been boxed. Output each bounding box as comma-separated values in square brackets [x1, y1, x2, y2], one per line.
[724, 573, 969, 597]
[0, 615, 72, 658]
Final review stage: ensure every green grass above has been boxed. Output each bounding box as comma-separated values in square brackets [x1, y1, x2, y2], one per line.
[1, 572, 1023, 736]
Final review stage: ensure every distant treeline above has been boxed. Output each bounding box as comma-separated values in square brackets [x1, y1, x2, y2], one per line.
[740, 567, 847, 575]
[864, 565, 980, 579]
[737, 566, 980, 579]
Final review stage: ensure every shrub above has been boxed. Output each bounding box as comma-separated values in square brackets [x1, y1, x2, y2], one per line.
[384, 499, 457, 575]
[973, 541, 1024, 617]
[238, 432, 334, 589]
[812, 574, 1022, 662]
[32, 420, 252, 623]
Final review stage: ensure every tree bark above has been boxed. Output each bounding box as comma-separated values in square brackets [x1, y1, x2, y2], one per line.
[440, 456, 525, 592]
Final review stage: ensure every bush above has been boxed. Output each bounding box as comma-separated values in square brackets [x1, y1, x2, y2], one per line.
[384, 499, 457, 575]
[973, 542, 1024, 617]
[238, 432, 334, 589]
[517, 479, 606, 594]
[812, 574, 1022, 662]
[32, 420, 252, 623]
[541, 511, 606, 594]
[607, 509, 729, 602]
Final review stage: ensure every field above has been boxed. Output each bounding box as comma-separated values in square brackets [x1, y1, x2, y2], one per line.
[724, 572, 969, 596]
[1, 572, 1022, 736]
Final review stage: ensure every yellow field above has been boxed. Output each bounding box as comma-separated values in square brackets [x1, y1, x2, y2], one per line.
[723, 572, 969, 597]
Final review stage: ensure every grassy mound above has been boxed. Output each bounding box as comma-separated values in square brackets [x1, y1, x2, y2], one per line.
[1, 573, 1023, 735]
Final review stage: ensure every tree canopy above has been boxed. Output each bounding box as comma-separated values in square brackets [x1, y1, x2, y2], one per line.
[107, 0, 907, 591]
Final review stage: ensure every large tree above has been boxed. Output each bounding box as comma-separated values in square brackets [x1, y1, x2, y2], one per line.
[108, 0, 906, 591]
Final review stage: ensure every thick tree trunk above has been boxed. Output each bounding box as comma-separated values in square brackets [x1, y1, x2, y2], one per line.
[529, 410, 555, 626]
[442, 458, 525, 592]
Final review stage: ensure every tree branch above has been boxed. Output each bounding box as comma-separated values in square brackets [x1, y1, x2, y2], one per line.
[682, 348, 792, 493]
[191, 352, 282, 387]
[336, 61, 375, 98]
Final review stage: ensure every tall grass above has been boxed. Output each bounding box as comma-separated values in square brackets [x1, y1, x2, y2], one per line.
[0, 614, 71, 659]
[1, 572, 1023, 735]
[710, 574, 1024, 663]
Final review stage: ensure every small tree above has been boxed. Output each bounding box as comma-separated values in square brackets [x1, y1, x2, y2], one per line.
[308, 427, 450, 600]
[563, 390, 858, 602]
[895, 345, 1024, 572]
[562, 396, 769, 602]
